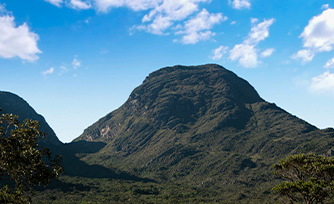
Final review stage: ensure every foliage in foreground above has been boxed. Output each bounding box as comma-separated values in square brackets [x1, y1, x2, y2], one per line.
[272, 153, 334, 203]
[0, 111, 64, 203]
[32, 175, 277, 204]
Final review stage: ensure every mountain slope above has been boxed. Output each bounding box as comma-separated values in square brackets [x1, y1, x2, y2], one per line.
[0, 91, 62, 146]
[73, 64, 334, 201]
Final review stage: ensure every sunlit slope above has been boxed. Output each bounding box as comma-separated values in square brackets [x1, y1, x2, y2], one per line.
[73, 64, 334, 194]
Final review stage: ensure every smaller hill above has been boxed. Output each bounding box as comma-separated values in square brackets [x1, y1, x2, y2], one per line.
[0, 91, 62, 146]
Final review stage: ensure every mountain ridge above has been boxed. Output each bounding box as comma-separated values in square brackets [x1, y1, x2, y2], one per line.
[0, 91, 62, 146]
[72, 65, 334, 201]
[75, 64, 319, 144]
[3, 64, 334, 202]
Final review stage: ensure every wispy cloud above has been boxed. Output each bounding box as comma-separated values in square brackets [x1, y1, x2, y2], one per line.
[43, 67, 54, 75]
[68, 0, 91, 10]
[321, 4, 329, 10]
[260, 48, 275, 58]
[291, 49, 314, 64]
[250, 18, 258, 24]
[212, 45, 228, 60]
[246, 18, 275, 44]
[309, 71, 334, 94]
[94, 0, 158, 12]
[229, 18, 275, 68]
[292, 8, 334, 63]
[72, 56, 81, 69]
[228, 0, 251, 10]
[44, 0, 226, 45]
[44, 0, 63, 7]
[324, 57, 334, 68]
[135, 0, 213, 36]
[0, 5, 41, 62]
[175, 9, 227, 44]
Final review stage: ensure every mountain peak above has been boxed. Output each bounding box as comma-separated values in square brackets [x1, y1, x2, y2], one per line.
[76, 64, 268, 143]
[72, 64, 334, 202]
[124, 64, 263, 129]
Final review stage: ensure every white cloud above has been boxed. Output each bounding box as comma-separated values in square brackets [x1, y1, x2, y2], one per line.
[140, 0, 211, 35]
[292, 8, 334, 63]
[228, 0, 251, 9]
[93, 0, 158, 12]
[43, 67, 54, 75]
[0, 9, 41, 62]
[324, 57, 334, 68]
[212, 45, 228, 60]
[144, 15, 174, 35]
[291, 49, 315, 64]
[250, 18, 258, 24]
[178, 30, 215, 44]
[301, 8, 334, 52]
[72, 57, 81, 69]
[100, 0, 214, 38]
[246, 18, 275, 44]
[142, 0, 204, 22]
[69, 0, 91, 10]
[321, 4, 329, 10]
[45, 0, 221, 44]
[175, 9, 226, 44]
[230, 21, 236, 25]
[260, 48, 275, 58]
[229, 18, 275, 68]
[309, 71, 334, 93]
[230, 44, 257, 68]
[44, 0, 63, 7]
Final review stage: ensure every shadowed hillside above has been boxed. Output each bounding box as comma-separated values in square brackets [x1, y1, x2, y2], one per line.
[0, 91, 62, 146]
[0, 91, 153, 182]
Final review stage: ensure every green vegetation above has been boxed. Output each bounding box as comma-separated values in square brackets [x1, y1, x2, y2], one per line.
[32, 175, 276, 203]
[68, 65, 334, 202]
[3, 65, 334, 202]
[272, 153, 334, 203]
[0, 111, 64, 203]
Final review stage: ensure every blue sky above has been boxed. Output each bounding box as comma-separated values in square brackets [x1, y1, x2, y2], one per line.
[1, 0, 334, 143]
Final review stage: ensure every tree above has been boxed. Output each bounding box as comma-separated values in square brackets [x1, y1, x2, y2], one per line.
[272, 153, 334, 204]
[0, 110, 64, 203]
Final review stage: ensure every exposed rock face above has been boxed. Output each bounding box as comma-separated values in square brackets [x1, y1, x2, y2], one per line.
[0, 91, 62, 146]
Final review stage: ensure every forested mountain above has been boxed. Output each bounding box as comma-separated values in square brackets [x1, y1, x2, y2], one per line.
[72, 64, 334, 201]
[3, 64, 334, 202]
